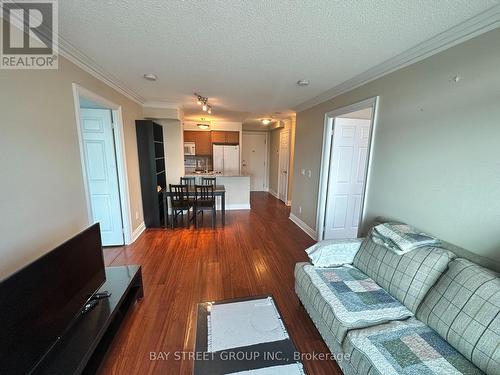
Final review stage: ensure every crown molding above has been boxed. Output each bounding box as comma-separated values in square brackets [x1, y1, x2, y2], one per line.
[294, 5, 500, 112]
[58, 36, 146, 105]
[142, 101, 179, 109]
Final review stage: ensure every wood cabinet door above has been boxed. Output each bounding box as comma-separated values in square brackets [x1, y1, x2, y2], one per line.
[226, 131, 239, 144]
[184, 131, 196, 142]
[196, 131, 212, 155]
[211, 131, 226, 144]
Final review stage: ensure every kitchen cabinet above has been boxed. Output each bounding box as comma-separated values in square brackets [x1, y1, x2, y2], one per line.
[210, 131, 226, 144]
[184, 131, 212, 155]
[196, 131, 212, 155]
[226, 131, 239, 144]
[211, 131, 239, 145]
[183, 131, 196, 143]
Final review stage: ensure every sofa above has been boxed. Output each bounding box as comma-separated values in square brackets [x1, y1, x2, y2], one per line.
[295, 223, 500, 375]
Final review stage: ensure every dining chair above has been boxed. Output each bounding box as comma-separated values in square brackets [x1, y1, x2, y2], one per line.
[194, 184, 216, 229]
[169, 184, 193, 228]
[180, 177, 195, 189]
[201, 177, 216, 186]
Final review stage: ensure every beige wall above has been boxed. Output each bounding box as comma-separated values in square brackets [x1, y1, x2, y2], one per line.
[157, 119, 185, 186]
[292, 27, 500, 262]
[0, 57, 144, 278]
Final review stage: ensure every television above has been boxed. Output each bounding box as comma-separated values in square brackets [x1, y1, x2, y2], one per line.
[0, 223, 106, 374]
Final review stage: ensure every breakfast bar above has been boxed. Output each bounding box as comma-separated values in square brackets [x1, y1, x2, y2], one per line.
[184, 174, 251, 211]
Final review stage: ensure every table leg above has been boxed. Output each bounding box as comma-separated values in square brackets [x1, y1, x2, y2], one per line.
[221, 192, 225, 226]
[163, 193, 169, 228]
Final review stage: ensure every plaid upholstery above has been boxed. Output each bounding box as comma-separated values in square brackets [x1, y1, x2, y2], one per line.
[294, 263, 412, 345]
[353, 236, 455, 313]
[344, 318, 484, 375]
[416, 258, 500, 375]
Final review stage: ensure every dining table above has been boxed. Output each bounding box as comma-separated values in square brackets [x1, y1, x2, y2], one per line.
[161, 185, 226, 227]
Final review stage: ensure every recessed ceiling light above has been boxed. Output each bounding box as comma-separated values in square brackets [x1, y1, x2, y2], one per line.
[296, 79, 309, 86]
[143, 73, 157, 81]
[261, 119, 272, 125]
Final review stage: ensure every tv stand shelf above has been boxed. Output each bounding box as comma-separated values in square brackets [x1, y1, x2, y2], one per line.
[35, 265, 143, 375]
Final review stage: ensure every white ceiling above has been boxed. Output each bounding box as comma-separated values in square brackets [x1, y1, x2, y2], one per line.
[58, 1, 498, 122]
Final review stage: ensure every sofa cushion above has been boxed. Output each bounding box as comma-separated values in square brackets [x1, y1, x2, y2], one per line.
[416, 258, 500, 375]
[344, 318, 484, 375]
[353, 235, 455, 313]
[294, 263, 413, 345]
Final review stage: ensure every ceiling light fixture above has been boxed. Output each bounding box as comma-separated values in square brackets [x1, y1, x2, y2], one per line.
[296, 79, 309, 86]
[143, 73, 157, 81]
[197, 118, 210, 130]
[261, 119, 272, 125]
[194, 93, 213, 114]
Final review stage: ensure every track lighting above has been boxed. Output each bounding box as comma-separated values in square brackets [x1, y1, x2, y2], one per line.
[194, 93, 213, 114]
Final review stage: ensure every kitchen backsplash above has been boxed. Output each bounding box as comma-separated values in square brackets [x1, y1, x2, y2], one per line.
[184, 155, 212, 173]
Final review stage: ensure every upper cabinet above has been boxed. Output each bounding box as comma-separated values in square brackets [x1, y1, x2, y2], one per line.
[196, 131, 212, 155]
[225, 131, 239, 144]
[184, 130, 240, 156]
[211, 131, 239, 145]
[210, 131, 226, 144]
[184, 130, 212, 155]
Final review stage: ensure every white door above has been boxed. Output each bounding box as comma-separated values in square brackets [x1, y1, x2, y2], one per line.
[213, 145, 224, 173]
[278, 130, 289, 202]
[223, 145, 240, 175]
[324, 118, 371, 239]
[80, 108, 124, 245]
[242, 133, 267, 191]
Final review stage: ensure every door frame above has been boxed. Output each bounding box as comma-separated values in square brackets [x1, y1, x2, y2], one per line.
[72, 83, 133, 245]
[277, 128, 290, 205]
[316, 96, 379, 240]
[242, 131, 269, 191]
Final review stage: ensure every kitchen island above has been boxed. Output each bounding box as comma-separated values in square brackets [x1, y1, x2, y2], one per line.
[184, 174, 250, 210]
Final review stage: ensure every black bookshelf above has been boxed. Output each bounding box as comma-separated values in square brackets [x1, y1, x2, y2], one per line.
[135, 120, 166, 227]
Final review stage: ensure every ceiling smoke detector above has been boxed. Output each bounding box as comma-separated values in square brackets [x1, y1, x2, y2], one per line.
[296, 79, 309, 87]
[143, 73, 158, 81]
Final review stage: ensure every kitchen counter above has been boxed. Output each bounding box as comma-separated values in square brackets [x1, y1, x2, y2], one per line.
[185, 172, 249, 177]
[183, 174, 250, 210]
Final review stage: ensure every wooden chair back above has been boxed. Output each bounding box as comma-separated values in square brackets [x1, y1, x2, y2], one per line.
[180, 177, 195, 189]
[201, 177, 216, 186]
[169, 184, 189, 208]
[195, 184, 215, 207]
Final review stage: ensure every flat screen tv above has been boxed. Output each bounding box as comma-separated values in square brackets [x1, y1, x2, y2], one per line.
[0, 223, 106, 374]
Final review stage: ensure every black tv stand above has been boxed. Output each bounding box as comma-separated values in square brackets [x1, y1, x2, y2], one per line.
[34, 265, 143, 375]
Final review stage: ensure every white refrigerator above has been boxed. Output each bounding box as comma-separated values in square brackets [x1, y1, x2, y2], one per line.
[213, 145, 240, 175]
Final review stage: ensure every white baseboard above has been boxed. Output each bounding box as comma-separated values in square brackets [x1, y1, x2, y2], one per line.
[268, 189, 279, 199]
[289, 213, 317, 240]
[130, 221, 146, 243]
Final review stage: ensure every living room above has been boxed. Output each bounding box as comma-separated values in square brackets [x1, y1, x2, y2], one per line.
[1, 2, 499, 375]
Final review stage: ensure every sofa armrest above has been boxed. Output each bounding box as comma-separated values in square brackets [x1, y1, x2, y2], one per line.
[305, 238, 364, 267]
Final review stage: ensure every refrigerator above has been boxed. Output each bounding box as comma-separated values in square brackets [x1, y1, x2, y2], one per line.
[213, 145, 240, 175]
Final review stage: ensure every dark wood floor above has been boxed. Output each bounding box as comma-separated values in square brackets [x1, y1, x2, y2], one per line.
[100, 192, 342, 375]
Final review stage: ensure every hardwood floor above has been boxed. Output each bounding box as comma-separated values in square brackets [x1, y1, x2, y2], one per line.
[99, 192, 343, 375]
